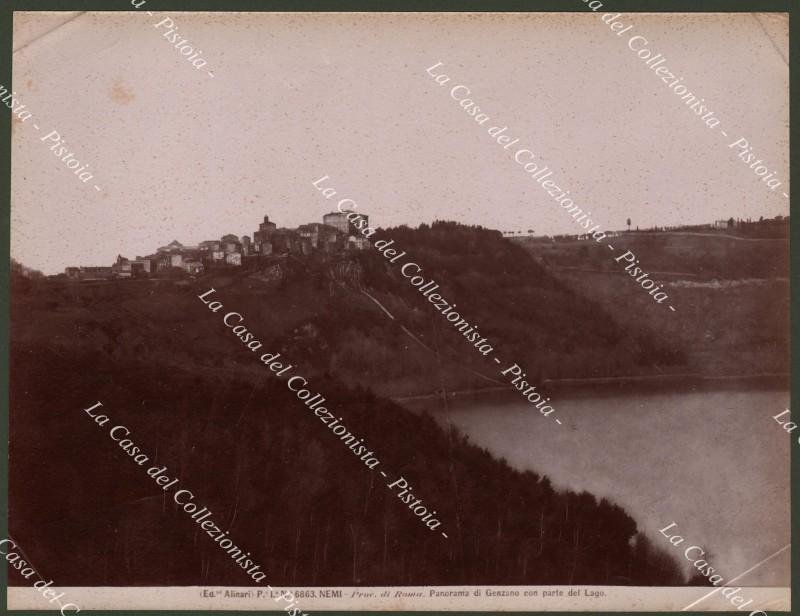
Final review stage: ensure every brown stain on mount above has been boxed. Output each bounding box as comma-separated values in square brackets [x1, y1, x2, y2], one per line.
[11, 113, 23, 137]
[110, 80, 135, 105]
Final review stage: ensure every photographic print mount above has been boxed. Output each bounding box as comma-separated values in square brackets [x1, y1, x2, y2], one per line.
[0, 0, 794, 614]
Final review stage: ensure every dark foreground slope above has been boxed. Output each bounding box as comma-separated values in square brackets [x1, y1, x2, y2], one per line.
[10, 229, 687, 586]
[11, 348, 682, 586]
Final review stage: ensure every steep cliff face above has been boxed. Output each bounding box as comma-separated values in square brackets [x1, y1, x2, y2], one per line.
[328, 258, 364, 288]
[249, 262, 286, 283]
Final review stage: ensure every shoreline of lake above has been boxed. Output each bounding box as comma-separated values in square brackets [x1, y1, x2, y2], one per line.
[410, 388, 791, 587]
[393, 372, 789, 406]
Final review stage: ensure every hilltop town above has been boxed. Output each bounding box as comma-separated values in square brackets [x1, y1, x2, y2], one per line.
[64, 211, 371, 280]
[54, 213, 789, 281]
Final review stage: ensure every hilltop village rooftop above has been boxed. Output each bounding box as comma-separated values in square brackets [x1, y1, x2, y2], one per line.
[64, 212, 370, 281]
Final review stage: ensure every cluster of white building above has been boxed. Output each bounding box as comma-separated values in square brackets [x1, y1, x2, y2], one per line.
[65, 211, 371, 280]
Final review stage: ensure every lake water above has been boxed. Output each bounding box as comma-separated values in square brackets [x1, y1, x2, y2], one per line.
[415, 388, 791, 586]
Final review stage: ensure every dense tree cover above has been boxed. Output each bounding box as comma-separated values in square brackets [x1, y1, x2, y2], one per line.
[8, 225, 694, 586]
[352, 221, 684, 386]
[10, 258, 46, 294]
[11, 258, 44, 279]
[10, 224, 684, 402]
[10, 347, 685, 586]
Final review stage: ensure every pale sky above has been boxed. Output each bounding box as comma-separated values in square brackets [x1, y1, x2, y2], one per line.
[11, 11, 789, 274]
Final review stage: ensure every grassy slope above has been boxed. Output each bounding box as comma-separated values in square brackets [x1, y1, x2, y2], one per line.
[517, 233, 789, 378]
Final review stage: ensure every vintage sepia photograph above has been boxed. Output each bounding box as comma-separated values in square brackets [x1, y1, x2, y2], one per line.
[4, 5, 792, 613]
